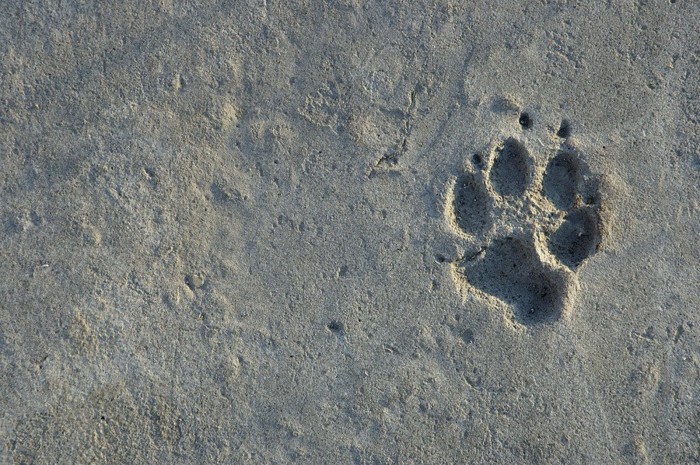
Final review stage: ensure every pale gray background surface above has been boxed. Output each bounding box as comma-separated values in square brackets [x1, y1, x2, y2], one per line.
[1, 1, 699, 463]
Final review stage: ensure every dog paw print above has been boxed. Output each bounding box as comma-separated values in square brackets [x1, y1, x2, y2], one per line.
[446, 130, 602, 326]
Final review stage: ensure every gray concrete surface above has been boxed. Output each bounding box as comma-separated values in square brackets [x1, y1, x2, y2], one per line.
[1, 1, 699, 463]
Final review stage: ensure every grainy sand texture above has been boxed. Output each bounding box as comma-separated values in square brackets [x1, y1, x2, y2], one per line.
[1, 1, 699, 463]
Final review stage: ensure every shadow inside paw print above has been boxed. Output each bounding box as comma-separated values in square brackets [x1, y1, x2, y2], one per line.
[453, 173, 492, 236]
[449, 132, 602, 326]
[490, 137, 530, 198]
[458, 238, 567, 325]
[543, 147, 602, 269]
[548, 207, 600, 269]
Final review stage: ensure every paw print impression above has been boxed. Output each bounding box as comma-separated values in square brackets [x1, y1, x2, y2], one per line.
[447, 128, 602, 327]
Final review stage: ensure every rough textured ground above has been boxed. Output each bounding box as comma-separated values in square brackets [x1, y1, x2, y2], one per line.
[1, 1, 699, 463]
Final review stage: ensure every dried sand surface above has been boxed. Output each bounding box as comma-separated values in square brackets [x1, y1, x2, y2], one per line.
[1, 1, 699, 463]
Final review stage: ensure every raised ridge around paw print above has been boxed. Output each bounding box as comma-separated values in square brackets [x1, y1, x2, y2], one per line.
[446, 129, 602, 327]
